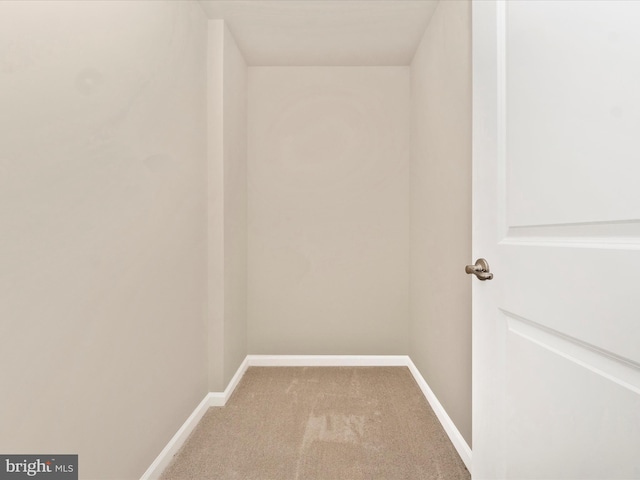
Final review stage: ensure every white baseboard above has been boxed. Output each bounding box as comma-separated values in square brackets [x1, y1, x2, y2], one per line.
[246, 354, 410, 367]
[406, 358, 472, 472]
[140, 393, 212, 480]
[140, 357, 249, 479]
[142, 354, 471, 478]
[210, 356, 250, 406]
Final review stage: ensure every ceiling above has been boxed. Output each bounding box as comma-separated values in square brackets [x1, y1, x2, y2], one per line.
[198, 1, 439, 66]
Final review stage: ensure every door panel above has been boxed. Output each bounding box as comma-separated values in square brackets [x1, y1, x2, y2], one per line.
[506, 329, 640, 478]
[473, 1, 640, 478]
[501, 245, 640, 364]
[505, 1, 640, 227]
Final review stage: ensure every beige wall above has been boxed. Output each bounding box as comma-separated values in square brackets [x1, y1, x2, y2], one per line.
[0, 1, 209, 478]
[221, 24, 249, 388]
[409, 0, 473, 446]
[0, 0, 472, 473]
[247, 67, 410, 355]
[207, 21, 248, 391]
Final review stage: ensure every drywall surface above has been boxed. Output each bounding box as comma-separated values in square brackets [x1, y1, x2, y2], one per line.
[409, 0, 473, 446]
[222, 24, 249, 389]
[248, 67, 410, 355]
[0, 1, 208, 478]
[200, 0, 439, 66]
[207, 20, 248, 391]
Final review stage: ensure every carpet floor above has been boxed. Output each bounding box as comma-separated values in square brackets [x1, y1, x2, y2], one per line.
[160, 367, 470, 480]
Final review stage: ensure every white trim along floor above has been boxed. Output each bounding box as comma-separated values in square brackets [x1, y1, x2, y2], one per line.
[140, 355, 472, 479]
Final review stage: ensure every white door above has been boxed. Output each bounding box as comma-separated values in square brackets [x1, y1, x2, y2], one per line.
[472, 1, 640, 478]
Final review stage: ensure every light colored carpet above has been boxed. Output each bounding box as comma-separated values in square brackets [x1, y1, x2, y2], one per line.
[161, 367, 470, 480]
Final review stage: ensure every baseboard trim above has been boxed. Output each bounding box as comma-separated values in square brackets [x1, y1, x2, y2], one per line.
[406, 358, 472, 471]
[140, 357, 250, 479]
[246, 354, 410, 367]
[140, 392, 212, 480]
[211, 356, 250, 406]
[142, 354, 472, 478]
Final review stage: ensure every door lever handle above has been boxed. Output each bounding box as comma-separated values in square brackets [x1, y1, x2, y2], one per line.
[465, 258, 493, 281]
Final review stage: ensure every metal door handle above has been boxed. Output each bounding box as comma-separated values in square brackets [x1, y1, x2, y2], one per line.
[465, 258, 493, 281]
